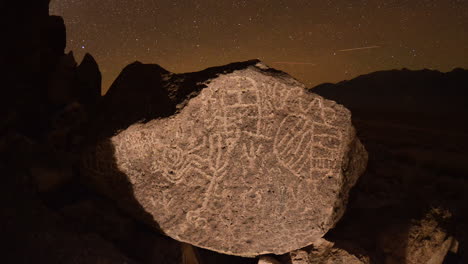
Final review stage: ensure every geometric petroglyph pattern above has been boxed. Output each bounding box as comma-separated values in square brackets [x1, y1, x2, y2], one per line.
[82, 62, 367, 257]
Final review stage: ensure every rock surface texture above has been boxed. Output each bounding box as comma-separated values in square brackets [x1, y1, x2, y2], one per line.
[287, 239, 370, 264]
[82, 60, 368, 257]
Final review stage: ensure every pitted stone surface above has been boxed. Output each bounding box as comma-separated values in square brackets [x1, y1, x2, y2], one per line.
[82, 61, 367, 257]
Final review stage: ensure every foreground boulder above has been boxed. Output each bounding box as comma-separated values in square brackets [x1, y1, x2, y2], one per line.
[288, 238, 370, 264]
[82, 60, 367, 257]
[378, 208, 455, 264]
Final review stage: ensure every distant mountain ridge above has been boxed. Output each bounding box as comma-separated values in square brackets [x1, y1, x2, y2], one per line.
[311, 68, 468, 118]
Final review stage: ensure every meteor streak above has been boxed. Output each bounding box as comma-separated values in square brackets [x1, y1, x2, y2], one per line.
[337, 45, 381, 52]
[271, 61, 317, 65]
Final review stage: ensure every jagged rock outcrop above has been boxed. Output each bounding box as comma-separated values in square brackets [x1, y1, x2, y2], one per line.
[48, 51, 78, 106]
[1, 1, 66, 137]
[90, 62, 174, 140]
[82, 60, 368, 257]
[0, 2, 130, 263]
[48, 52, 102, 108]
[76, 53, 102, 106]
[46, 15, 67, 62]
[46, 52, 102, 152]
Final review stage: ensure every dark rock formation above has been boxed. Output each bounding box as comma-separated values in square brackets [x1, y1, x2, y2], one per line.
[0, 2, 133, 263]
[47, 51, 102, 109]
[1, 1, 62, 138]
[46, 15, 67, 61]
[76, 53, 102, 106]
[81, 60, 368, 256]
[47, 51, 78, 106]
[90, 62, 173, 140]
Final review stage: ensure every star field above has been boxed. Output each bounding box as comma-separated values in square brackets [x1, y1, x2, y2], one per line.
[50, 0, 468, 93]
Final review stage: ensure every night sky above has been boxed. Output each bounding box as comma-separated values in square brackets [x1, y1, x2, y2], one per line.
[50, 0, 468, 93]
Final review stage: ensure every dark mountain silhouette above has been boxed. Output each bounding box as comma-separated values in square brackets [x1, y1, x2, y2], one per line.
[91, 62, 174, 140]
[312, 68, 468, 130]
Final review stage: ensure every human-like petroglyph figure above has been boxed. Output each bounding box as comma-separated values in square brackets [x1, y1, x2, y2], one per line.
[81, 60, 368, 257]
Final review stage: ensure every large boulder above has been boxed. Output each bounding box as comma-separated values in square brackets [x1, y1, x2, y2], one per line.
[82, 60, 367, 257]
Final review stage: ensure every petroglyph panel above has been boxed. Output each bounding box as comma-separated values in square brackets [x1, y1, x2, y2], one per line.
[82, 63, 367, 257]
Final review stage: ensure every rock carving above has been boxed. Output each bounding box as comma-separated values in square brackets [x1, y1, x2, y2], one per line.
[82, 61, 368, 257]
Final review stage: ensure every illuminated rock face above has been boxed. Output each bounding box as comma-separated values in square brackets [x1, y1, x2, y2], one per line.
[82, 61, 367, 257]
